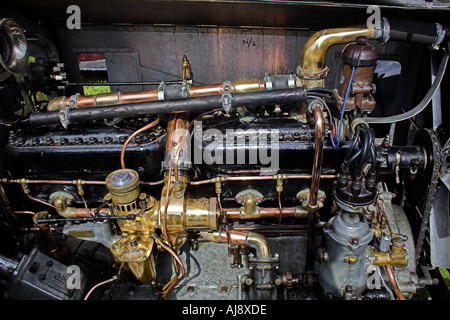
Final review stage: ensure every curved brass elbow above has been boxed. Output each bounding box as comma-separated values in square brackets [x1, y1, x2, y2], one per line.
[297, 27, 376, 88]
[200, 229, 272, 260]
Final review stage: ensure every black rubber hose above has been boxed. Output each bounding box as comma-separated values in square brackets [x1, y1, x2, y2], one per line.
[388, 18, 442, 45]
[29, 87, 308, 126]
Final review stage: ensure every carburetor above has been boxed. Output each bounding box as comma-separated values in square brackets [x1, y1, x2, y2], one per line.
[105, 168, 219, 283]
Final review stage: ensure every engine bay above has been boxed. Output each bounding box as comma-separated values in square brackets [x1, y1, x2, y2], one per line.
[0, 1, 449, 303]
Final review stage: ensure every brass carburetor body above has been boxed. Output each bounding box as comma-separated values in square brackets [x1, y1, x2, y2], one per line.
[105, 168, 219, 283]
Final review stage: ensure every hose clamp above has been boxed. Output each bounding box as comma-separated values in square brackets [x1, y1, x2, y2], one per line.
[307, 98, 324, 114]
[380, 17, 391, 45]
[432, 23, 446, 50]
[180, 80, 190, 99]
[158, 81, 166, 100]
[59, 93, 80, 129]
[221, 80, 232, 113]
[264, 75, 273, 90]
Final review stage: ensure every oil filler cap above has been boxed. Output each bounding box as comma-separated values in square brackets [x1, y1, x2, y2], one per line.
[106, 169, 140, 204]
[109, 170, 137, 188]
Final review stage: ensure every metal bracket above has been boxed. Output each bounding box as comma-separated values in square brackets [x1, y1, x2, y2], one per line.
[221, 80, 232, 113]
[58, 93, 79, 129]
[158, 81, 166, 100]
[180, 80, 190, 99]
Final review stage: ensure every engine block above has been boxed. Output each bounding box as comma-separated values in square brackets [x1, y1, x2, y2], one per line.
[0, 2, 449, 303]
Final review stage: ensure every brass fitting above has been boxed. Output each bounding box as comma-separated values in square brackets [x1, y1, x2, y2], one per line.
[50, 192, 75, 218]
[273, 174, 286, 192]
[370, 246, 408, 267]
[297, 27, 375, 88]
[234, 79, 264, 93]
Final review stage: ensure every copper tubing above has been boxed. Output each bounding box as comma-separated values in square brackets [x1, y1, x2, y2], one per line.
[386, 265, 406, 300]
[298, 27, 375, 86]
[189, 174, 337, 186]
[225, 207, 297, 219]
[4, 179, 105, 185]
[305, 104, 325, 272]
[27, 194, 56, 209]
[73, 208, 109, 218]
[84, 277, 118, 300]
[160, 242, 186, 299]
[48, 80, 265, 111]
[3, 178, 163, 186]
[200, 229, 272, 259]
[12, 210, 36, 216]
[166, 113, 190, 151]
[309, 105, 325, 208]
[120, 117, 160, 169]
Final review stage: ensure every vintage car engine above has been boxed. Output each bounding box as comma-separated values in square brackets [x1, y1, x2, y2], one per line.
[0, 1, 449, 302]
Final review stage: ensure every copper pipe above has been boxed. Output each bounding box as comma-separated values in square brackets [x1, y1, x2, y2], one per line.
[386, 265, 406, 300]
[305, 104, 325, 272]
[189, 174, 337, 186]
[166, 113, 190, 151]
[160, 242, 186, 299]
[225, 207, 297, 219]
[48, 78, 266, 111]
[3, 178, 163, 186]
[162, 152, 173, 242]
[84, 276, 118, 300]
[200, 229, 272, 259]
[73, 208, 109, 218]
[141, 180, 165, 186]
[309, 105, 325, 208]
[26, 194, 56, 209]
[278, 191, 283, 224]
[120, 117, 160, 169]
[173, 109, 221, 181]
[168, 112, 190, 181]
[12, 210, 36, 216]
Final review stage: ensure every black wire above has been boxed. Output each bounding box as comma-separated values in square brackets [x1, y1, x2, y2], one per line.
[357, 127, 370, 176]
[344, 126, 361, 161]
[344, 147, 362, 171]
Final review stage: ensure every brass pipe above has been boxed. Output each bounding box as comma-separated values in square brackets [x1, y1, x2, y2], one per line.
[200, 229, 272, 260]
[33, 211, 69, 262]
[297, 27, 375, 88]
[225, 207, 297, 219]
